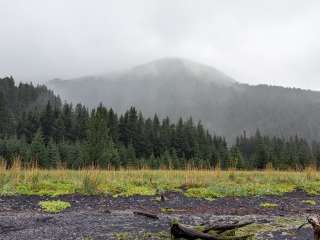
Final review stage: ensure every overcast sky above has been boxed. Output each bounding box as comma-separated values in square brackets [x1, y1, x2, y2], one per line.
[0, 0, 320, 90]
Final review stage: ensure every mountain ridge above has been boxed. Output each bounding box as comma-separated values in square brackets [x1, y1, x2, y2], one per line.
[49, 57, 236, 85]
[47, 58, 320, 142]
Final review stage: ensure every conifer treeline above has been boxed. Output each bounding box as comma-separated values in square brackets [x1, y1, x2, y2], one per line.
[3, 101, 230, 169]
[1, 77, 320, 169]
[0, 76, 60, 136]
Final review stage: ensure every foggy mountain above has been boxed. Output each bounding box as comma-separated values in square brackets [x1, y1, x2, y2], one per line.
[47, 58, 320, 142]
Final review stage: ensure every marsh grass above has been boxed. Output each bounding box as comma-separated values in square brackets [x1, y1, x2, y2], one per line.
[79, 169, 102, 195]
[1, 159, 320, 198]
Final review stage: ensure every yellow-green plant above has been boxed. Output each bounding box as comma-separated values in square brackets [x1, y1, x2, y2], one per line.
[302, 199, 316, 205]
[1, 169, 320, 198]
[39, 200, 71, 213]
[260, 202, 278, 208]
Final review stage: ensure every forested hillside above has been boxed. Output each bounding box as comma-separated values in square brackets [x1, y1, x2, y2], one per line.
[0, 76, 60, 137]
[48, 58, 320, 142]
[1, 77, 320, 169]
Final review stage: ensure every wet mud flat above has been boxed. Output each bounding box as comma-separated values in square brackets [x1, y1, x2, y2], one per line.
[0, 190, 319, 240]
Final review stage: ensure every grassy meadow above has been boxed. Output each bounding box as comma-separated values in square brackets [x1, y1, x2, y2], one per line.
[1, 160, 320, 198]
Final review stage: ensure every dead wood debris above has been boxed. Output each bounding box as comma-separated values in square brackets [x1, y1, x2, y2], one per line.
[171, 221, 254, 240]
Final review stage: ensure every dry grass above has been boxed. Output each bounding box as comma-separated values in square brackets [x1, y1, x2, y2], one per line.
[1, 159, 320, 197]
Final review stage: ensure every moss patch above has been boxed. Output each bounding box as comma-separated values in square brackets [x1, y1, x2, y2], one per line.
[236, 216, 308, 237]
[160, 207, 175, 213]
[260, 202, 278, 208]
[39, 200, 71, 213]
[114, 232, 129, 240]
[298, 181, 320, 195]
[185, 187, 219, 199]
[103, 183, 156, 197]
[17, 180, 75, 196]
[184, 182, 295, 199]
[142, 231, 169, 239]
[302, 199, 317, 205]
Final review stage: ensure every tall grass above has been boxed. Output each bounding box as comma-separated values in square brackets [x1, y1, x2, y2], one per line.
[0, 158, 320, 197]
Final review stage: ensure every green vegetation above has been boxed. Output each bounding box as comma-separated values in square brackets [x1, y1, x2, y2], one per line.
[83, 216, 310, 240]
[39, 200, 71, 213]
[80, 174, 101, 195]
[2, 77, 319, 239]
[302, 199, 317, 205]
[2, 77, 320, 171]
[115, 231, 169, 240]
[160, 207, 175, 213]
[142, 231, 169, 239]
[185, 182, 295, 198]
[114, 232, 129, 240]
[17, 180, 75, 196]
[236, 216, 308, 237]
[185, 187, 219, 200]
[1, 167, 320, 198]
[50, 58, 320, 148]
[260, 202, 278, 208]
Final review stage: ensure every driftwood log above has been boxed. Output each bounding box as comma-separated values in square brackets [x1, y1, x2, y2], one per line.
[203, 221, 254, 234]
[0, 224, 24, 234]
[171, 222, 254, 240]
[308, 216, 320, 240]
[133, 210, 159, 219]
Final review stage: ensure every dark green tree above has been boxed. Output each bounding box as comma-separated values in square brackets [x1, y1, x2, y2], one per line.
[30, 129, 48, 167]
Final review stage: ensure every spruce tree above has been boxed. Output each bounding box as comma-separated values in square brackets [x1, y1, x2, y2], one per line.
[30, 129, 48, 167]
[83, 107, 118, 167]
[47, 138, 60, 168]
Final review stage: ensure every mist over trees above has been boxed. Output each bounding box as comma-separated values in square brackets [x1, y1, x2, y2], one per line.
[0, 76, 60, 137]
[49, 58, 320, 142]
[1, 77, 320, 169]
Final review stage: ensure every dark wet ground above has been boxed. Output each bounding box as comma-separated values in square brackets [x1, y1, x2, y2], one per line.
[0, 190, 318, 239]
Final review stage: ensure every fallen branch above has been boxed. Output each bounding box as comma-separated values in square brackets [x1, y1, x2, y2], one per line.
[133, 210, 159, 220]
[160, 194, 167, 202]
[203, 221, 254, 233]
[297, 222, 308, 230]
[0, 225, 25, 234]
[36, 216, 54, 223]
[171, 222, 253, 240]
[103, 209, 111, 214]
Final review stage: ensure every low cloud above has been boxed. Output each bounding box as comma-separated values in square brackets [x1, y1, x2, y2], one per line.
[0, 0, 319, 90]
